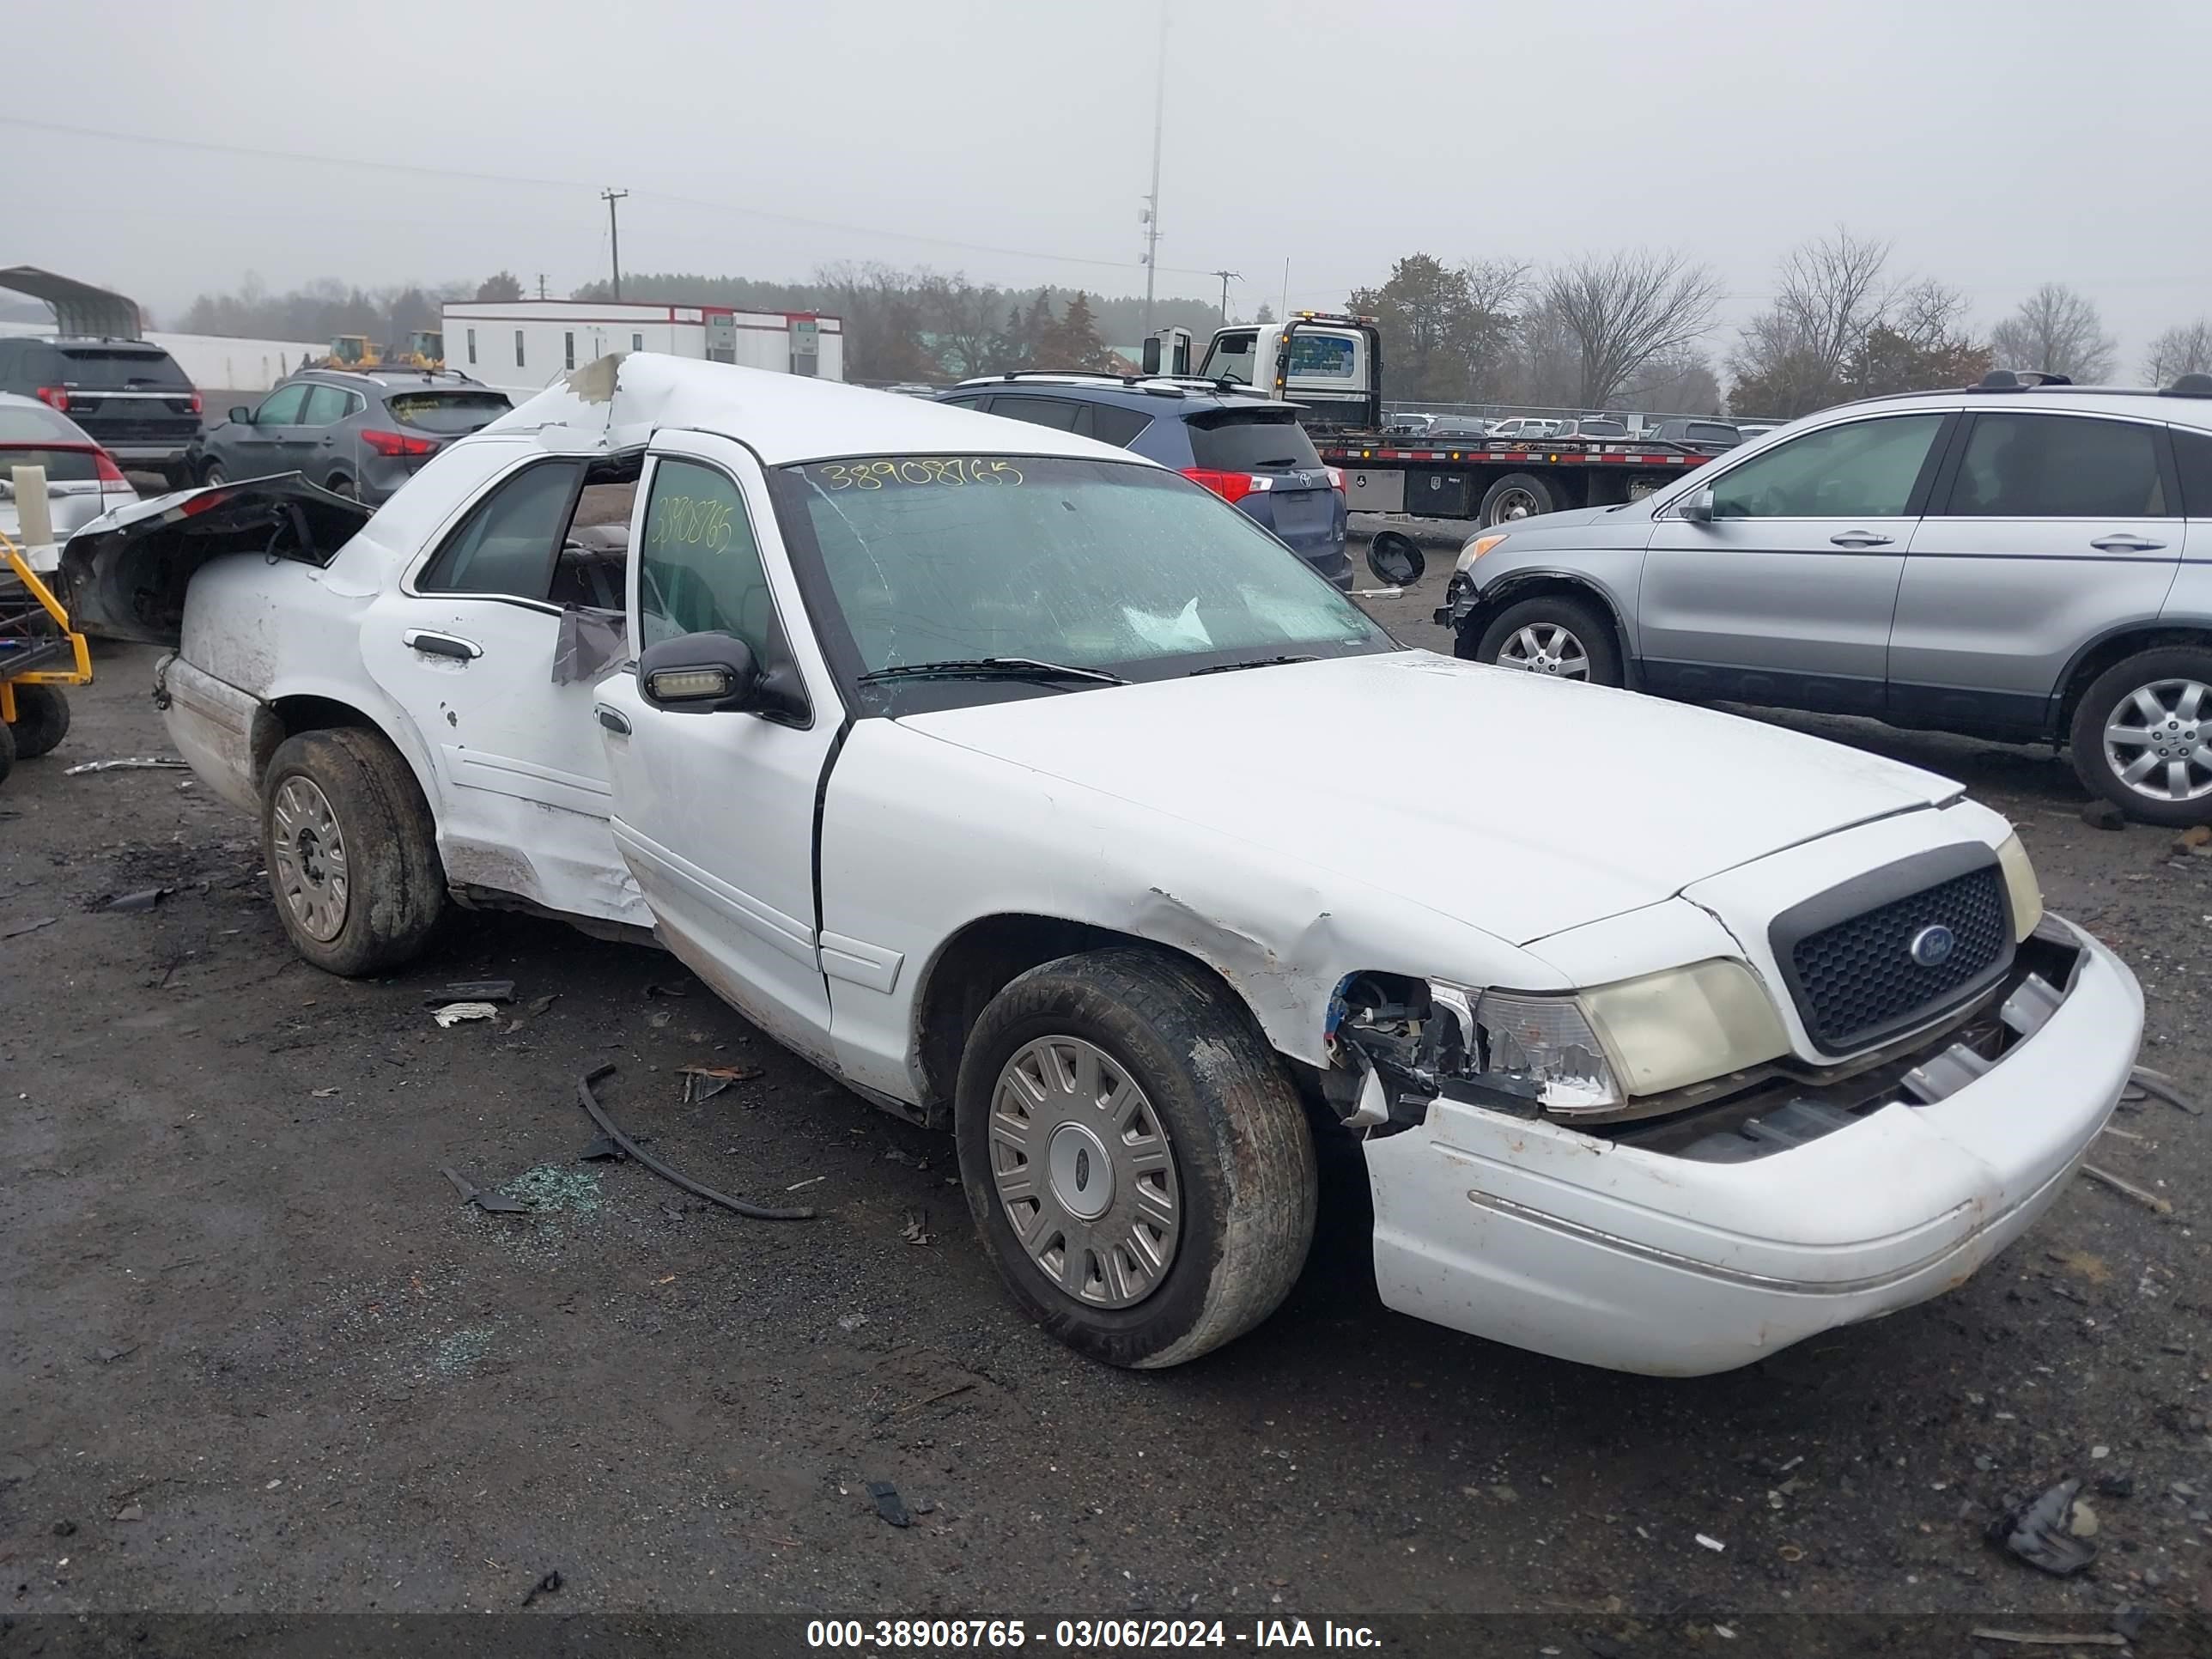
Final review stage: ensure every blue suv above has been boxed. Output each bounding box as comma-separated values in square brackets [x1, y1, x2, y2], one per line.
[939, 374, 1352, 588]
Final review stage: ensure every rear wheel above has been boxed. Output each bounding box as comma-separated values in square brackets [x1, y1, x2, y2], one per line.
[4, 684, 70, 759]
[1479, 471, 1565, 526]
[325, 475, 356, 500]
[954, 947, 1316, 1369]
[1473, 594, 1623, 688]
[2069, 647, 2212, 825]
[259, 728, 446, 975]
[200, 459, 228, 486]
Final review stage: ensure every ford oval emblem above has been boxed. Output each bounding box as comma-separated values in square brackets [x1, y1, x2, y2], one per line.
[1909, 924, 1956, 968]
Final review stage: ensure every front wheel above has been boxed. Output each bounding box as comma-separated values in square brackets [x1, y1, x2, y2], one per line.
[1473, 594, 1624, 688]
[2069, 647, 2212, 825]
[259, 728, 446, 975]
[954, 947, 1316, 1369]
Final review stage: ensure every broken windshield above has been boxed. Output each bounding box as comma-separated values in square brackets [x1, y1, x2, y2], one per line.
[769, 455, 1389, 702]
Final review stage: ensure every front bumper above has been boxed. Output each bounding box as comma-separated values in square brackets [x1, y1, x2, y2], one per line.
[1363, 916, 2142, 1375]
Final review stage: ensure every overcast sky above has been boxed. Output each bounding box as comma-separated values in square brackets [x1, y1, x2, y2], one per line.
[8, 0, 2209, 365]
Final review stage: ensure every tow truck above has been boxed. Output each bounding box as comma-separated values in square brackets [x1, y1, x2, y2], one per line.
[1160, 313, 1720, 536]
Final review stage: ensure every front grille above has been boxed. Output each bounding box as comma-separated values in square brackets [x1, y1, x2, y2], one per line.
[1789, 866, 2010, 1051]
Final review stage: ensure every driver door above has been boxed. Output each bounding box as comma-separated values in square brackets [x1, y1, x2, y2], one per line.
[594, 432, 845, 1066]
[226, 383, 312, 478]
[1639, 411, 1954, 715]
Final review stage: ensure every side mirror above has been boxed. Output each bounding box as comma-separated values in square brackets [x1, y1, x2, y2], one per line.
[1678, 485, 1716, 524]
[228, 406, 251, 425]
[640, 631, 761, 713]
[1366, 531, 1425, 586]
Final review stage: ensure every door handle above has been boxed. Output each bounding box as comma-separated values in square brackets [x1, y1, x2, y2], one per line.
[594, 704, 632, 735]
[2090, 533, 2166, 552]
[403, 629, 482, 662]
[1829, 530, 1894, 548]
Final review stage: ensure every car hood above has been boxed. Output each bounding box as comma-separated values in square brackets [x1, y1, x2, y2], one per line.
[58, 474, 370, 644]
[897, 650, 1963, 945]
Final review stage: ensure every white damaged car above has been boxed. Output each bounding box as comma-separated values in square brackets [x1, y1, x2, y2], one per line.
[64, 354, 2144, 1375]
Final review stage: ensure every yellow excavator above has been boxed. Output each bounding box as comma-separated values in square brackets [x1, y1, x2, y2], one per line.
[314, 331, 446, 373]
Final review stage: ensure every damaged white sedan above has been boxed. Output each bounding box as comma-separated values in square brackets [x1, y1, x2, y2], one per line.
[64, 353, 2142, 1375]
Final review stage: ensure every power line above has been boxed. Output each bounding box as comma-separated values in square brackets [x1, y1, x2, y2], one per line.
[0, 114, 1229, 283]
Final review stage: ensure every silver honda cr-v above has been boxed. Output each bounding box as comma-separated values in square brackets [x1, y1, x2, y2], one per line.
[1437, 372, 2212, 824]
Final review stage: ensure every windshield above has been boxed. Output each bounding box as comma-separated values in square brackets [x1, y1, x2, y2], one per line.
[1198, 330, 1257, 385]
[770, 455, 1390, 702]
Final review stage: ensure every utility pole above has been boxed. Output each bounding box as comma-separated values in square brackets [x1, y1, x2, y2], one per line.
[1210, 268, 1240, 324]
[536, 273, 548, 300]
[1139, 7, 1167, 337]
[600, 187, 629, 301]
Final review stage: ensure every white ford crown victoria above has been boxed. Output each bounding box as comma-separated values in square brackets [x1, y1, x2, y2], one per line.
[64, 354, 2143, 1374]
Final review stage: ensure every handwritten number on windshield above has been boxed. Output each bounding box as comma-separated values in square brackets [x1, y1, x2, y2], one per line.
[817, 459, 1024, 489]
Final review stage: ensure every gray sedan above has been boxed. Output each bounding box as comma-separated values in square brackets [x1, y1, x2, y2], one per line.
[189, 369, 509, 505]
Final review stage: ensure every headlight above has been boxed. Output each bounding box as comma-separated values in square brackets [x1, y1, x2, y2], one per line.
[1996, 832, 2043, 942]
[1454, 532, 1510, 574]
[1431, 960, 1789, 1118]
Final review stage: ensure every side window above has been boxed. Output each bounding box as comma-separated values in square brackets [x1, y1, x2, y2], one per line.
[298, 385, 351, 426]
[631, 332, 644, 353]
[466, 327, 477, 366]
[564, 331, 576, 371]
[253, 385, 309, 426]
[1708, 413, 1945, 520]
[1943, 413, 2168, 518]
[991, 397, 1083, 433]
[1090, 404, 1153, 447]
[2169, 426, 2212, 517]
[514, 331, 526, 368]
[637, 458, 786, 661]
[418, 461, 582, 599]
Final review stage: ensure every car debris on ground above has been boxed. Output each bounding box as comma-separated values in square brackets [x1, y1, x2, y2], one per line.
[62, 757, 188, 775]
[441, 1167, 531, 1215]
[576, 1065, 814, 1221]
[422, 980, 515, 1006]
[679, 1062, 761, 1103]
[868, 1481, 912, 1528]
[431, 1002, 503, 1028]
[99, 885, 173, 913]
[1987, 1477, 2099, 1576]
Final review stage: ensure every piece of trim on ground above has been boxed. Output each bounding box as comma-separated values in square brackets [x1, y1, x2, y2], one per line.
[574, 1063, 817, 1221]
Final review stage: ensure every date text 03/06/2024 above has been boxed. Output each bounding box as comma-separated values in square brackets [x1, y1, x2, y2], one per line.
[804, 1619, 1382, 1650]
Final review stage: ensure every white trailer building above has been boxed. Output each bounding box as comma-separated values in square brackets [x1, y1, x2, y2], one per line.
[440, 300, 843, 398]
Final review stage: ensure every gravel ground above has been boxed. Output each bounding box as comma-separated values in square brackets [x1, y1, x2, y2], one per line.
[3, 529, 2210, 1654]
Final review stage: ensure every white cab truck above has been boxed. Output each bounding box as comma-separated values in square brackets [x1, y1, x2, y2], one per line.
[62, 353, 2142, 1375]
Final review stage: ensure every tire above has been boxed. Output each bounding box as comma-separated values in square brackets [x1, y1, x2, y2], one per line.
[5, 684, 70, 759]
[325, 475, 356, 500]
[259, 728, 446, 975]
[158, 464, 191, 492]
[2069, 647, 2212, 826]
[1478, 471, 1565, 527]
[954, 946, 1316, 1369]
[200, 459, 228, 486]
[0, 716, 15, 787]
[1473, 593, 1624, 688]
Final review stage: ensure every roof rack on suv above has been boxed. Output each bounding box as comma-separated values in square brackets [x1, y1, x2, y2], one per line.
[957, 369, 1272, 401]
[2160, 373, 2212, 398]
[1972, 369, 2075, 391]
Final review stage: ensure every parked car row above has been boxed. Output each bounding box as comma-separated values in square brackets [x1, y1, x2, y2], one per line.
[1382, 409, 1747, 449]
[58, 351, 2142, 1381]
[1440, 373, 2212, 824]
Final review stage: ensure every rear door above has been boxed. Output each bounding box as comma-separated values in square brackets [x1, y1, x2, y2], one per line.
[356, 450, 646, 925]
[1890, 410, 2183, 736]
[1639, 410, 1953, 714]
[295, 384, 359, 488]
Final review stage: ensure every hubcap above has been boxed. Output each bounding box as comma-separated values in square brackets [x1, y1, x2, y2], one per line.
[270, 775, 349, 941]
[1495, 622, 1590, 680]
[2103, 678, 2212, 803]
[988, 1036, 1180, 1309]
[1492, 488, 1540, 523]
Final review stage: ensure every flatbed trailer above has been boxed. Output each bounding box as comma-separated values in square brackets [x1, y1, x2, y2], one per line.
[1190, 312, 1720, 530]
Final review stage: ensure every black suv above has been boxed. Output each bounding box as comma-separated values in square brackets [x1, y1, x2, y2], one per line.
[0, 337, 200, 485]
[939, 374, 1352, 587]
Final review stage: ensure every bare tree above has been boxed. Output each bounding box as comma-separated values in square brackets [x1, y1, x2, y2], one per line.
[919, 274, 1001, 378]
[1727, 228, 1897, 416]
[1540, 250, 1723, 407]
[2144, 319, 2212, 383]
[1990, 283, 2117, 380]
